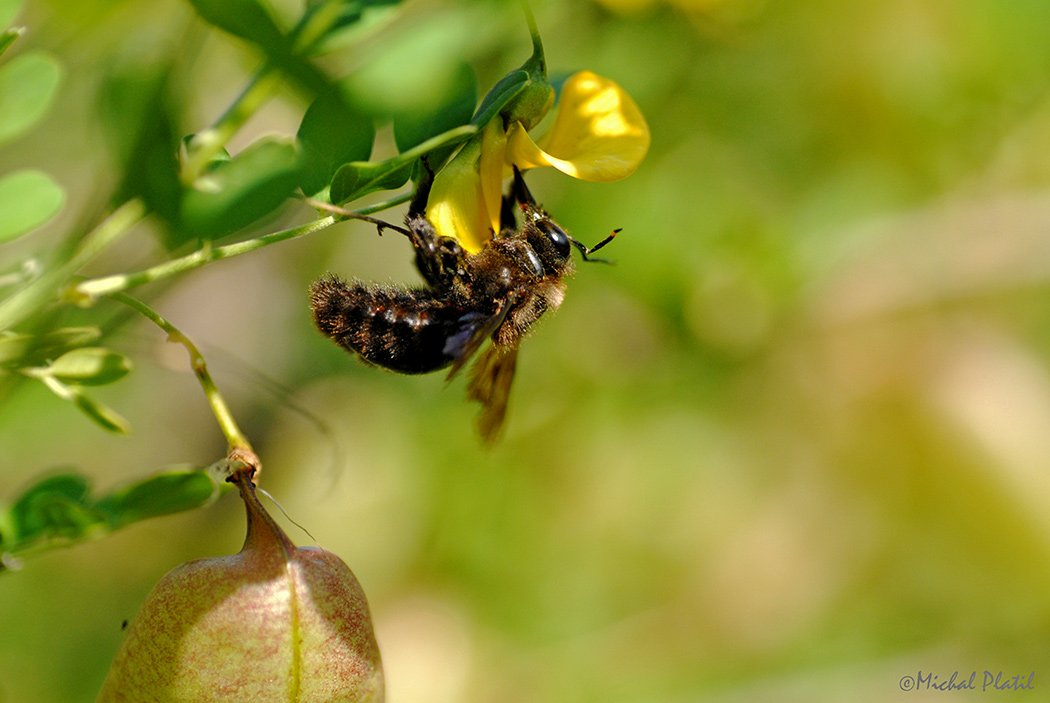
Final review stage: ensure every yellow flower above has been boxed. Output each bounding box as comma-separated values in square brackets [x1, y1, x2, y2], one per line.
[426, 70, 650, 253]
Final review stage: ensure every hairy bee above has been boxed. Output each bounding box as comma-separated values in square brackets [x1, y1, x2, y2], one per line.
[309, 168, 615, 443]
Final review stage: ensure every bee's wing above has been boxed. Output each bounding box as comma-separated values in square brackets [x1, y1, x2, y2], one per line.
[444, 302, 512, 380]
[466, 344, 519, 444]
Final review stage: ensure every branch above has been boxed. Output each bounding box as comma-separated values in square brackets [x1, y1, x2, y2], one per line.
[110, 292, 252, 453]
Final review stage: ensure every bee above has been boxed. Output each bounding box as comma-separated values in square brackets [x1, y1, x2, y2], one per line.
[309, 167, 616, 443]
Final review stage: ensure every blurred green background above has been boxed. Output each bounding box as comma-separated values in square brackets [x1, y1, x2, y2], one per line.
[3, 0, 1050, 701]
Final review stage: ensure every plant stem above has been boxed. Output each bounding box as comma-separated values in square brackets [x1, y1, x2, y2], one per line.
[520, 0, 544, 64]
[182, 65, 281, 182]
[75, 199, 148, 267]
[111, 292, 253, 453]
[73, 193, 414, 300]
[398, 125, 477, 164]
[75, 215, 336, 300]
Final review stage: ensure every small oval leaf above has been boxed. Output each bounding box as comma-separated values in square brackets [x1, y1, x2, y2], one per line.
[0, 169, 64, 242]
[471, 69, 528, 128]
[330, 159, 412, 204]
[180, 138, 302, 239]
[47, 347, 132, 386]
[329, 124, 475, 204]
[0, 326, 101, 368]
[0, 50, 62, 145]
[297, 94, 374, 196]
[0, 27, 21, 59]
[9, 473, 99, 546]
[96, 469, 217, 529]
[187, 0, 285, 48]
[69, 388, 133, 432]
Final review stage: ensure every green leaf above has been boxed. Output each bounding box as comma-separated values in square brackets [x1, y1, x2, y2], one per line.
[302, 1, 403, 57]
[186, 0, 285, 49]
[0, 50, 61, 146]
[8, 473, 100, 546]
[0, 169, 64, 242]
[0, 0, 20, 28]
[471, 69, 528, 128]
[303, 0, 402, 28]
[69, 389, 131, 434]
[188, 0, 342, 103]
[2, 467, 220, 557]
[330, 159, 412, 204]
[38, 375, 133, 434]
[46, 347, 132, 386]
[0, 27, 21, 59]
[0, 326, 100, 368]
[330, 124, 475, 204]
[180, 138, 302, 239]
[297, 94, 374, 196]
[96, 469, 217, 529]
[295, 0, 386, 53]
[394, 62, 476, 153]
[99, 63, 182, 230]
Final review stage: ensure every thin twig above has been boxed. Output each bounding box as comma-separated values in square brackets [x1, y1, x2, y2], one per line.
[181, 66, 281, 182]
[73, 192, 416, 301]
[73, 215, 337, 301]
[110, 292, 253, 453]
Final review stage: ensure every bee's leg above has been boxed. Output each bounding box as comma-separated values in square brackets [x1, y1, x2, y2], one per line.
[499, 191, 518, 233]
[304, 198, 410, 238]
[409, 156, 436, 218]
[405, 159, 467, 287]
[405, 217, 444, 286]
[510, 166, 537, 207]
[405, 213, 465, 290]
[402, 157, 445, 284]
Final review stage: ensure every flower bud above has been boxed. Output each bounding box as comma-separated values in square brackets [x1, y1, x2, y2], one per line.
[97, 464, 383, 702]
[503, 78, 555, 131]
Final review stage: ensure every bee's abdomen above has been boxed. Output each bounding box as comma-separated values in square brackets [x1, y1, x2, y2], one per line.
[309, 274, 461, 374]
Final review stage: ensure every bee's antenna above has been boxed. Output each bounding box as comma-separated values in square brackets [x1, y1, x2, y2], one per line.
[572, 228, 621, 264]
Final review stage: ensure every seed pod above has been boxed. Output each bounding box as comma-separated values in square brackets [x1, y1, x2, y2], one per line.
[97, 462, 384, 702]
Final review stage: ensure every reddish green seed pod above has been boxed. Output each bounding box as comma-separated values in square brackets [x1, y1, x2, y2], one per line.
[97, 467, 383, 702]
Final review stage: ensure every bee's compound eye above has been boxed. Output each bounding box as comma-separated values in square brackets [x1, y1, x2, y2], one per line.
[524, 248, 545, 277]
[537, 220, 571, 258]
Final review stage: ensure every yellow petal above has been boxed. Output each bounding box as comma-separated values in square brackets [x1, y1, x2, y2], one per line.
[478, 119, 508, 237]
[426, 138, 491, 253]
[506, 70, 650, 181]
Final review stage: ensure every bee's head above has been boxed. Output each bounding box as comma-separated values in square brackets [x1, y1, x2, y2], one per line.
[510, 167, 618, 269]
[529, 212, 572, 262]
[511, 168, 570, 264]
